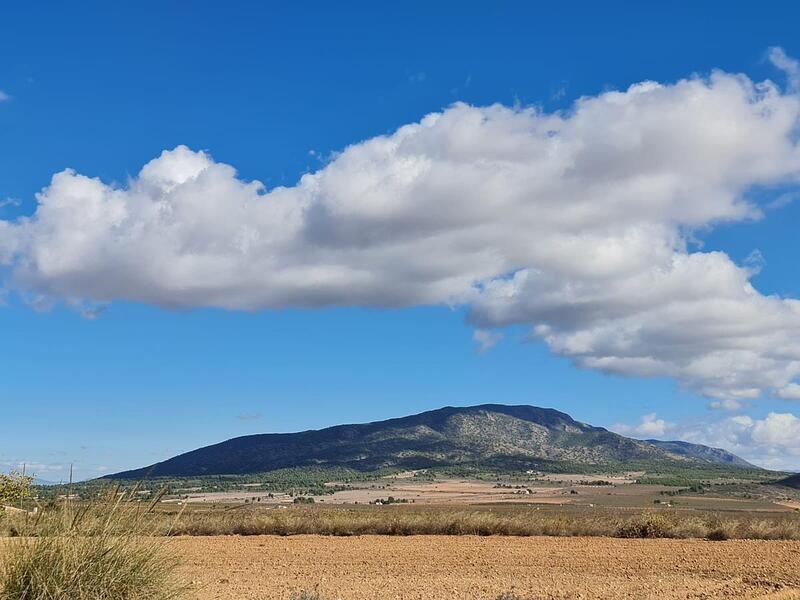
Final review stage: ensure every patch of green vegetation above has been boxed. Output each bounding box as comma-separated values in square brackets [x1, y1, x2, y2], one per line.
[372, 496, 408, 505]
[630, 463, 782, 487]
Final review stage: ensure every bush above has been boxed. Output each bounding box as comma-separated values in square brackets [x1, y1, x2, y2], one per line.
[706, 527, 730, 541]
[615, 514, 675, 538]
[0, 488, 186, 600]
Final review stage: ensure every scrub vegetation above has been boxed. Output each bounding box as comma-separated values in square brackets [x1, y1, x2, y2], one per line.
[0, 484, 185, 600]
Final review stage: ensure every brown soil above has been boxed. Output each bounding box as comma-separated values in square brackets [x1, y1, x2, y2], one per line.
[175, 535, 800, 599]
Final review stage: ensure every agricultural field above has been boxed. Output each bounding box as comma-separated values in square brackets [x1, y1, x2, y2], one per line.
[5, 471, 800, 599]
[154, 469, 799, 515]
[175, 534, 800, 600]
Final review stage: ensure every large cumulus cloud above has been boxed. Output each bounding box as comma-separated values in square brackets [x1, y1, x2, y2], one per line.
[4, 64, 800, 402]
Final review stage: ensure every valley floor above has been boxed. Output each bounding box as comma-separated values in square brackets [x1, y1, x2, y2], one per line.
[176, 534, 800, 599]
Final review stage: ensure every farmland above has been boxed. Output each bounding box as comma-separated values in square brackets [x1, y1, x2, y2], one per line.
[5, 472, 800, 599]
[176, 534, 800, 599]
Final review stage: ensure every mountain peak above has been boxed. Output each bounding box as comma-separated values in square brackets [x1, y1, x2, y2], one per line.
[105, 404, 753, 479]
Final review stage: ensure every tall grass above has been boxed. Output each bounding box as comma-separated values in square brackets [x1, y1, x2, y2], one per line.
[161, 505, 800, 540]
[0, 488, 186, 600]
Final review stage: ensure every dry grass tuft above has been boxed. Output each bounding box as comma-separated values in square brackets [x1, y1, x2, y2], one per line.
[289, 592, 323, 600]
[0, 488, 186, 600]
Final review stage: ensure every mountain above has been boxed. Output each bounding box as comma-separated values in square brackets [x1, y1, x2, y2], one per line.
[645, 439, 755, 468]
[105, 404, 754, 479]
[778, 473, 800, 489]
[32, 477, 59, 486]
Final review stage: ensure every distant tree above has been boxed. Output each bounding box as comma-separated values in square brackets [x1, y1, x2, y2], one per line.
[0, 471, 33, 509]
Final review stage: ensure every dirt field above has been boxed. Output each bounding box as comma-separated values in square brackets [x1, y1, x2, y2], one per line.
[176, 535, 800, 599]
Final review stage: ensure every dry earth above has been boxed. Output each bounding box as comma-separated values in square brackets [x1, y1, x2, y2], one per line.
[176, 535, 800, 600]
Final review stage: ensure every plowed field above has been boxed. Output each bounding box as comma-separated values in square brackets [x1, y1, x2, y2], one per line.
[176, 534, 800, 599]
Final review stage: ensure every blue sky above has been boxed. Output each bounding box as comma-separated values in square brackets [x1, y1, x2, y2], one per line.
[2, 2, 800, 479]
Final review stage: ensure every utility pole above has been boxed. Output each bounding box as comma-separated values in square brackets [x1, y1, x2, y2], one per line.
[19, 463, 26, 510]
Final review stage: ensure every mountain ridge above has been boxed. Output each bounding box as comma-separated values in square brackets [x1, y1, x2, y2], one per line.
[778, 473, 800, 489]
[645, 439, 755, 468]
[105, 404, 756, 479]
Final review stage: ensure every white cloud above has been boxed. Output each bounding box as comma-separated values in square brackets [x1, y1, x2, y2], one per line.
[473, 329, 503, 353]
[0, 90, 9, 102]
[615, 413, 671, 437]
[0, 460, 65, 476]
[236, 412, 263, 421]
[0, 198, 20, 209]
[4, 57, 800, 402]
[775, 383, 800, 400]
[617, 410, 800, 470]
[766, 190, 800, 210]
[677, 412, 800, 470]
[769, 46, 800, 92]
[708, 398, 745, 411]
[79, 305, 108, 320]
